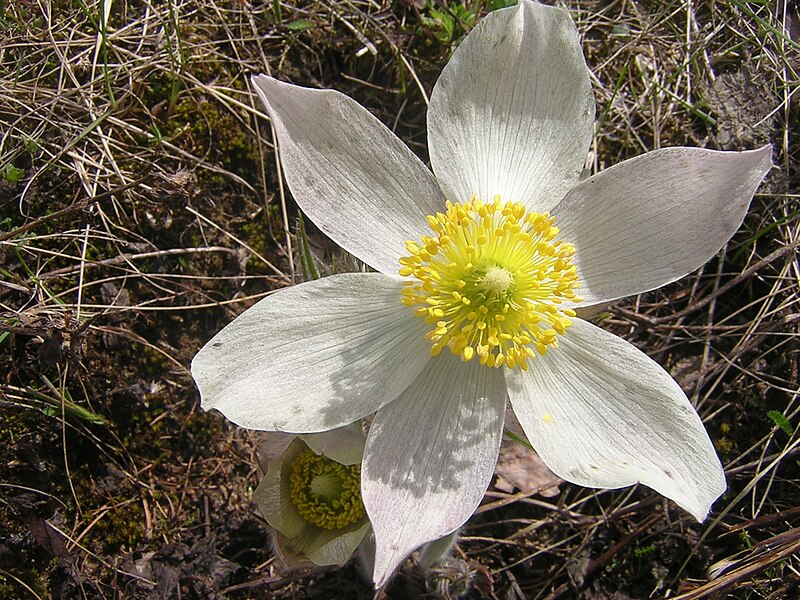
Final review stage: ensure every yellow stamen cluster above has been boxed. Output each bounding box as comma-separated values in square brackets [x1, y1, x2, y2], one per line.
[289, 449, 365, 530]
[399, 196, 582, 370]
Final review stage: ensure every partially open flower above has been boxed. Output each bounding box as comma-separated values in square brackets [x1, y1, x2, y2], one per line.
[254, 425, 370, 567]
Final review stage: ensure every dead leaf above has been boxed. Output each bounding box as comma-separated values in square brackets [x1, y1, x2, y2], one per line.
[495, 409, 562, 497]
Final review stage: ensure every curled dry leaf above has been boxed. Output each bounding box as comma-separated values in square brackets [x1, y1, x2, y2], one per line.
[495, 441, 562, 498]
[495, 409, 562, 497]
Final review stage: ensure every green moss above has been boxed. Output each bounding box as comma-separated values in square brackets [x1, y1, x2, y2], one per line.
[140, 345, 171, 377]
[67, 471, 147, 552]
[175, 97, 258, 170]
[241, 216, 273, 270]
[96, 503, 147, 551]
[140, 63, 258, 178]
[185, 411, 215, 448]
[0, 567, 49, 599]
[0, 405, 43, 442]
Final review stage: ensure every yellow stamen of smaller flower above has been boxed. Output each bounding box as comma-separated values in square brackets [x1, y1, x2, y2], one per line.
[289, 449, 365, 530]
[399, 196, 582, 370]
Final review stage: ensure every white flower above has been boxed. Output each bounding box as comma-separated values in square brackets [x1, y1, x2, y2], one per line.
[191, 0, 772, 587]
[254, 425, 370, 567]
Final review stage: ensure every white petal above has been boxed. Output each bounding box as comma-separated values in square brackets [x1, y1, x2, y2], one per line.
[254, 440, 308, 538]
[252, 75, 444, 275]
[427, 0, 594, 211]
[301, 521, 371, 567]
[301, 423, 365, 466]
[506, 318, 726, 521]
[554, 146, 773, 306]
[256, 432, 296, 471]
[362, 354, 506, 587]
[418, 531, 459, 569]
[191, 273, 431, 432]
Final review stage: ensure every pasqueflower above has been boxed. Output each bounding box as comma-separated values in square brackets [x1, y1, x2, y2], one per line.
[192, 0, 772, 586]
[254, 425, 370, 567]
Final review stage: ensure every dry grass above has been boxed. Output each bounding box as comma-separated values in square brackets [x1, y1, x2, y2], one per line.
[1, 0, 798, 598]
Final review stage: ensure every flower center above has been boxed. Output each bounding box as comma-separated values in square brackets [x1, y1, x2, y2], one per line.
[482, 266, 514, 294]
[399, 196, 582, 370]
[288, 449, 365, 530]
